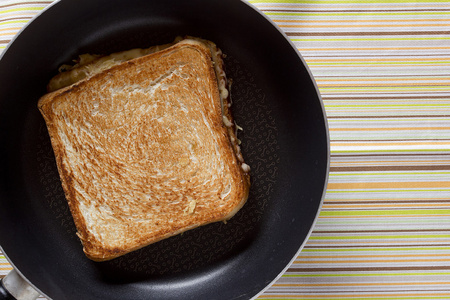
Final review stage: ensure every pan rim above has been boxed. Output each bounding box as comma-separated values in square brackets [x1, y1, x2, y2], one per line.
[239, 1, 330, 299]
[0, 2, 62, 298]
[0, 0, 330, 299]
[0, 0, 61, 63]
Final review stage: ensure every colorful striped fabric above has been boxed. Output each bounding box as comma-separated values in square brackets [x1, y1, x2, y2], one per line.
[1, 0, 450, 299]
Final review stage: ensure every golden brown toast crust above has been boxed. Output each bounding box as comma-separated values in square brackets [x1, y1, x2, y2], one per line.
[38, 39, 250, 261]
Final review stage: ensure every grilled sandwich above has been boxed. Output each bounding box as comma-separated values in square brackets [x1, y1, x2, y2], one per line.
[38, 37, 250, 261]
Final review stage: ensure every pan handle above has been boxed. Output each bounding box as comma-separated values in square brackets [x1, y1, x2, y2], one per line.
[0, 270, 40, 300]
[0, 279, 15, 300]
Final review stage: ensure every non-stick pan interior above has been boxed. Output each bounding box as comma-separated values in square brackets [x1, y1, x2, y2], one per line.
[0, 0, 328, 299]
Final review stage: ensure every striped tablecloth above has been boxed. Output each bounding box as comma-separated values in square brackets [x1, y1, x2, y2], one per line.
[1, 0, 450, 299]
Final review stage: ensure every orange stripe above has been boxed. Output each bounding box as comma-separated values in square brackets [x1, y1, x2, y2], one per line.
[0, 32, 18, 37]
[327, 99, 450, 103]
[327, 181, 450, 189]
[331, 142, 450, 146]
[307, 240, 450, 244]
[296, 258, 450, 263]
[274, 282, 450, 287]
[307, 57, 450, 62]
[300, 254, 450, 259]
[258, 3, 450, 9]
[281, 23, 450, 28]
[323, 203, 450, 208]
[329, 127, 450, 131]
[313, 64, 448, 68]
[324, 198, 450, 202]
[321, 77, 450, 81]
[258, 293, 450, 298]
[319, 215, 450, 218]
[317, 84, 450, 90]
[320, 83, 450, 87]
[299, 46, 450, 51]
[272, 18, 450, 23]
[0, 27, 21, 32]
[330, 163, 450, 166]
[331, 159, 450, 162]
[330, 165, 450, 168]
[320, 78, 450, 81]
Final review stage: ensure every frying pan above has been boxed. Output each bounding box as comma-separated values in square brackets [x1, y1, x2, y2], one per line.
[0, 0, 329, 299]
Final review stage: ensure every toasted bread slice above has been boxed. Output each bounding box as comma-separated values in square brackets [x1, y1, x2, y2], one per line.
[38, 38, 250, 261]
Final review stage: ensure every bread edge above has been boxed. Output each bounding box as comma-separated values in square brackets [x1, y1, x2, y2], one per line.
[38, 39, 251, 261]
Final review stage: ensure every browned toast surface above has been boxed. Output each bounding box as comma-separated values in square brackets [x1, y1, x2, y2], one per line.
[38, 39, 250, 261]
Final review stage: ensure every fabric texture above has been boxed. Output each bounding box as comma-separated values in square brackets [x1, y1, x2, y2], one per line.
[1, 0, 450, 299]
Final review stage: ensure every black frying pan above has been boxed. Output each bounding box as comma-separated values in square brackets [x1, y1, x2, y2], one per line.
[0, 0, 329, 299]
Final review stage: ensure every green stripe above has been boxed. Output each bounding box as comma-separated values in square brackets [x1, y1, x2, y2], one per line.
[320, 87, 450, 93]
[310, 62, 450, 66]
[330, 148, 450, 153]
[302, 247, 450, 252]
[319, 209, 450, 216]
[266, 11, 450, 17]
[291, 37, 450, 42]
[284, 272, 450, 277]
[313, 63, 450, 67]
[309, 234, 450, 240]
[0, 20, 31, 26]
[328, 118, 450, 122]
[316, 219, 450, 225]
[0, 6, 45, 14]
[326, 189, 450, 193]
[326, 103, 450, 107]
[330, 172, 450, 177]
